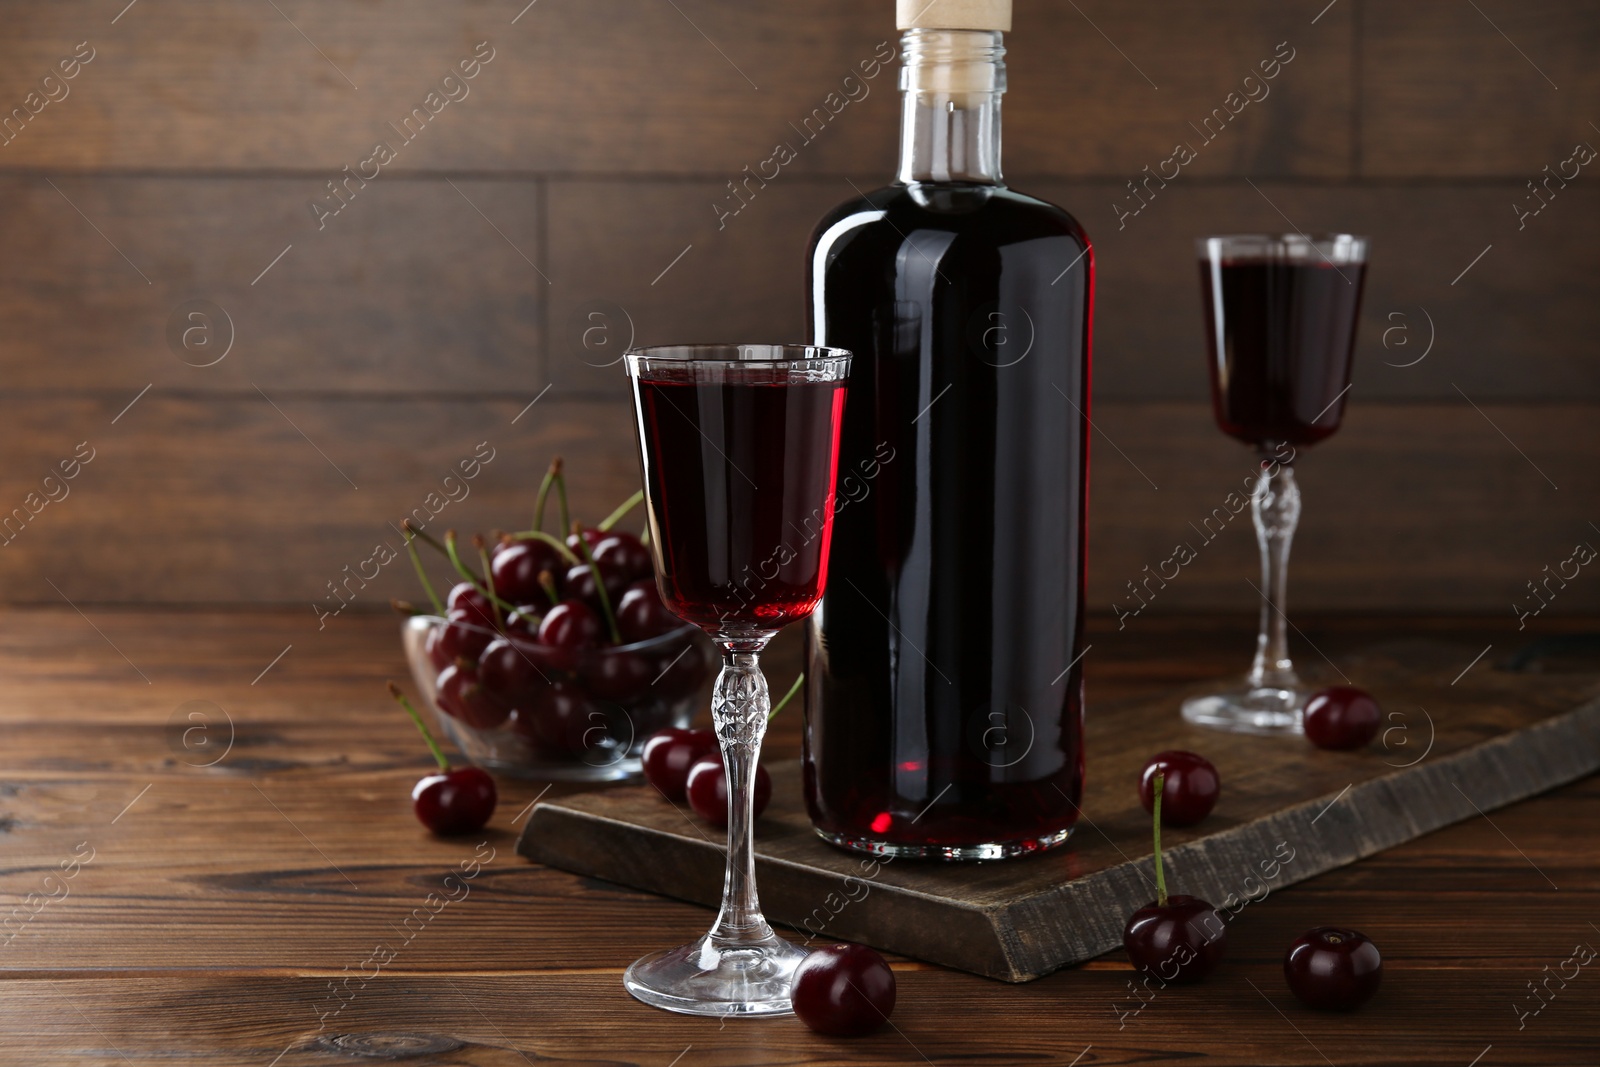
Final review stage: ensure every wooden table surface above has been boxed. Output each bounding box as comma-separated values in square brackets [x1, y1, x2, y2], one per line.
[1, 608, 1595, 1066]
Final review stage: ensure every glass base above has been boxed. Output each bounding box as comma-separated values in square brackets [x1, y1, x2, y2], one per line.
[814, 824, 1074, 861]
[1181, 686, 1305, 736]
[623, 931, 808, 1017]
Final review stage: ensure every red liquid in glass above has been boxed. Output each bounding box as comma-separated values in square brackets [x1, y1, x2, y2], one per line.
[1200, 258, 1368, 448]
[632, 374, 847, 632]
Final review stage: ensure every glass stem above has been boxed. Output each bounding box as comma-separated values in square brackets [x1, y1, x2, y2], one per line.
[1247, 455, 1301, 691]
[708, 641, 773, 945]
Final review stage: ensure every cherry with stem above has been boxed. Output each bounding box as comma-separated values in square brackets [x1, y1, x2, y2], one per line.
[1121, 772, 1227, 983]
[387, 681, 496, 835]
[404, 521, 516, 616]
[572, 521, 622, 645]
[472, 534, 504, 630]
[509, 529, 580, 567]
[409, 522, 520, 618]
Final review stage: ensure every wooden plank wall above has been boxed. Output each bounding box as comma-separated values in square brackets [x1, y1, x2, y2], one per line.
[0, 0, 1594, 626]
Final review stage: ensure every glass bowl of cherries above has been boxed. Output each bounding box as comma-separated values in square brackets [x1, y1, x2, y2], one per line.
[399, 460, 712, 782]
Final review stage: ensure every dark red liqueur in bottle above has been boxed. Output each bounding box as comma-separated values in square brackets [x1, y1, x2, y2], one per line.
[1200, 258, 1368, 448]
[803, 21, 1091, 860]
[632, 374, 846, 633]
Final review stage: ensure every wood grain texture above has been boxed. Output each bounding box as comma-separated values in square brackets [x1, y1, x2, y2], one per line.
[0, 1, 1351, 178]
[549, 177, 1600, 401]
[0, 393, 1593, 612]
[1362, 0, 1600, 178]
[2, 964, 1597, 1067]
[0, 610, 1596, 1065]
[0, 0, 1590, 617]
[0, 174, 545, 394]
[520, 647, 1600, 980]
[0, 393, 637, 608]
[4, 173, 1595, 404]
[1086, 400, 1600, 614]
[1047, 182, 1600, 404]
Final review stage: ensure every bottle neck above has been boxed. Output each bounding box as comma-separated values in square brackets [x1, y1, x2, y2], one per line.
[896, 29, 1005, 186]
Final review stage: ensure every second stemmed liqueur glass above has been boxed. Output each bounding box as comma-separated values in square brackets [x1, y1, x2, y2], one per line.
[1182, 234, 1368, 734]
[622, 344, 850, 1017]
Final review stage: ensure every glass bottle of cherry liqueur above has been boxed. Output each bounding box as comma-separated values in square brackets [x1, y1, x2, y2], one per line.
[803, 0, 1093, 860]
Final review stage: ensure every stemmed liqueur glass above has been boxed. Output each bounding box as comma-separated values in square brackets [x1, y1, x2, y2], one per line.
[622, 344, 850, 1016]
[1182, 235, 1368, 734]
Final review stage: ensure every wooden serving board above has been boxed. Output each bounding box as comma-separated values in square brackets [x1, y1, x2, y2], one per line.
[518, 641, 1600, 982]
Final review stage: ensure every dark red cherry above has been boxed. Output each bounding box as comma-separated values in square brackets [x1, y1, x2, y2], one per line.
[538, 599, 602, 650]
[435, 661, 509, 730]
[478, 637, 551, 699]
[1139, 751, 1220, 826]
[1124, 771, 1225, 983]
[685, 750, 771, 826]
[491, 540, 563, 605]
[593, 531, 653, 582]
[424, 623, 453, 670]
[514, 682, 599, 756]
[581, 649, 652, 701]
[641, 727, 717, 801]
[1303, 686, 1381, 750]
[389, 682, 497, 835]
[446, 582, 495, 627]
[563, 560, 630, 608]
[503, 605, 543, 639]
[617, 580, 679, 643]
[1284, 927, 1382, 1010]
[1123, 894, 1226, 984]
[792, 943, 896, 1037]
[506, 681, 563, 741]
[436, 608, 495, 663]
[566, 527, 604, 555]
[412, 766, 497, 835]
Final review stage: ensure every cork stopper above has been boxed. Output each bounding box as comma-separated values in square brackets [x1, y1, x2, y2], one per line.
[897, 0, 1011, 32]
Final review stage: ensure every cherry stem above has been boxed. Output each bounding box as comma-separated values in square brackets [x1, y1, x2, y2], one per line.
[473, 535, 503, 631]
[538, 569, 560, 604]
[438, 529, 517, 616]
[390, 599, 419, 616]
[1153, 772, 1168, 908]
[401, 525, 444, 615]
[639, 526, 651, 548]
[597, 488, 644, 532]
[405, 522, 484, 595]
[553, 464, 572, 536]
[767, 672, 804, 722]
[443, 529, 475, 581]
[533, 457, 561, 533]
[573, 522, 622, 644]
[388, 681, 451, 773]
[509, 529, 580, 567]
